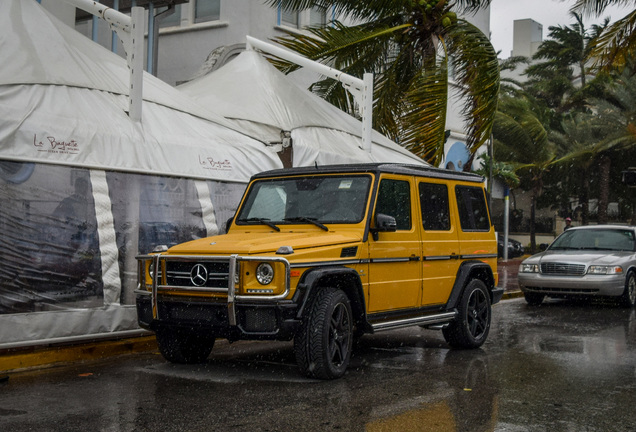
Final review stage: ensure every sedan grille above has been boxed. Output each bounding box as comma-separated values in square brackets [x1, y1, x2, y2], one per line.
[540, 262, 586, 276]
[165, 261, 230, 288]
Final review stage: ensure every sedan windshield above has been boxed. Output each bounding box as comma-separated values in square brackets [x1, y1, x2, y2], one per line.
[236, 175, 372, 225]
[549, 228, 636, 252]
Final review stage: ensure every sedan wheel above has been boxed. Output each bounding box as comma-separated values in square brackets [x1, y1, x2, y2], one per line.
[620, 271, 636, 308]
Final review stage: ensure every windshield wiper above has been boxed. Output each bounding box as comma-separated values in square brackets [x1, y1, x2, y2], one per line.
[284, 217, 329, 231]
[238, 217, 280, 232]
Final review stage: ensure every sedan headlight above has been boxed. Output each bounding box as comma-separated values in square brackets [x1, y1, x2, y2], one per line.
[587, 265, 623, 275]
[520, 263, 540, 273]
[256, 262, 274, 285]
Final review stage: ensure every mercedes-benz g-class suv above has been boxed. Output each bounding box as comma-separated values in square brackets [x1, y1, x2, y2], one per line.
[136, 163, 502, 379]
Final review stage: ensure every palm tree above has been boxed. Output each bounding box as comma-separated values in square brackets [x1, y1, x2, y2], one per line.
[589, 65, 636, 222]
[524, 13, 608, 131]
[549, 112, 604, 225]
[266, 0, 499, 167]
[492, 94, 555, 252]
[572, 0, 636, 73]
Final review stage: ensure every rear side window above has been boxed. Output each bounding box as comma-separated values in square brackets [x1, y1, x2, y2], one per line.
[376, 179, 411, 230]
[455, 186, 490, 231]
[419, 182, 450, 231]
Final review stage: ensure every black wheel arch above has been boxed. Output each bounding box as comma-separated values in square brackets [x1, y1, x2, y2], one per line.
[447, 260, 496, 309]
[295, 266, 367, 329]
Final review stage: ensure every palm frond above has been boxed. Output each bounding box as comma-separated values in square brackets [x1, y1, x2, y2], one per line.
[402, 51, 449, 164]
[571, 0, 636, 16]
[587, 9, 636, 72]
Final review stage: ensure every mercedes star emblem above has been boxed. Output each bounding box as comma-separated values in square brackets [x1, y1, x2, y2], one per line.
[190, 264, 208, 286]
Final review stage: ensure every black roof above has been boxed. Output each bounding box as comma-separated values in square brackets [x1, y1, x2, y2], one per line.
[251, 163, 485, 183]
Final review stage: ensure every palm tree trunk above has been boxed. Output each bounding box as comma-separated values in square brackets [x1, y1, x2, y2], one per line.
[597, 154, 611, 224]
[579, 170, 589, 225]
[530, 192, 536, 253]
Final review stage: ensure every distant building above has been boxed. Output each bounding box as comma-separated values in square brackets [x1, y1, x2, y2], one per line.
[511, 18, 543, 58]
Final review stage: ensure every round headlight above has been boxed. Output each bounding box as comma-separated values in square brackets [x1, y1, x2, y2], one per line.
[256, 263, 274, 285]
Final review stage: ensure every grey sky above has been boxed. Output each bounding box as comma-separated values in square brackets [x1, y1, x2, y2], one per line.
[490, 0, 633, 58]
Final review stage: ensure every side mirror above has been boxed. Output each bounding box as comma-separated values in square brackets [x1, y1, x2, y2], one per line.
[225, 217, 233, 233]
[371, 213, 397, 240]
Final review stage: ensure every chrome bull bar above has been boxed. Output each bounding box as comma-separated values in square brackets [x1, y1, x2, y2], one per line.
[136, 254, 291, 326]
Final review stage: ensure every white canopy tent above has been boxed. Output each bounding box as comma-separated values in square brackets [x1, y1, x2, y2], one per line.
[0, 0, 284, 348]
[0, 0, 283, 182]
[178, 49, 428, 168]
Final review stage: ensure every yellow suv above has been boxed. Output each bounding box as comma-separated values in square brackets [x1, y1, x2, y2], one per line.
[136, 163, 502, 379]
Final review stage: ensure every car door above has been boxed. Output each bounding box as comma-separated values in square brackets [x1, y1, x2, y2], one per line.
[417, 180, 462, 306]
[367, 175, 422, 313]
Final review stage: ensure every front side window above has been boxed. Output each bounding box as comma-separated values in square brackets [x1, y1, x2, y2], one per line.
[419, 182, 450, 231]
[195, 0, 221, 23]
[237, 175, 371, 225]
[375, 179, 411, 230]
[455, 186, 490, 231]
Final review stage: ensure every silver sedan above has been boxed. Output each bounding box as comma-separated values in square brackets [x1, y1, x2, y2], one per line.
[518, 225, 636, 306]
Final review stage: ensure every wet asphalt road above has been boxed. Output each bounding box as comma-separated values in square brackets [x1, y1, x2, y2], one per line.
[1, 297, 635, 432]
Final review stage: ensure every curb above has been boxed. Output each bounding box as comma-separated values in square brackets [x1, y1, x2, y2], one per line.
[502, 290, 524, 300]
[0, 335, 158, 374]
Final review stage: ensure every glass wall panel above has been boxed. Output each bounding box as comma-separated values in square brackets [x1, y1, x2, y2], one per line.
[0, 162, 103, 314]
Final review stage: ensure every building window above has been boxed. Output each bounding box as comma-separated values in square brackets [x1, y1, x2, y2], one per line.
[309, 6, 326, 27]
[281, 9, 299, 28]
[158, 4, 181, 28]
[195, 0, 221, 24]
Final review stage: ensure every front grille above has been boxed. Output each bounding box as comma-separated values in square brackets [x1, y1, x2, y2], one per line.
[165, 261, 230, 288]
[540, 262, 586, 276]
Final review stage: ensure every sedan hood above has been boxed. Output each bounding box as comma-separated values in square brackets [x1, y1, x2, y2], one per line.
[523, 249, 634, 265]
[166, 230, 362, 255]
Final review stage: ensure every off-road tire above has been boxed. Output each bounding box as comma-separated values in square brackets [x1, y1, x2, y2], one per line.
[620, 271, 636, 308]
[156, 327, 215, 364]
[524, 292, 545, 306]
[294, 287, 353, 379]
[443, 279, 491, 349]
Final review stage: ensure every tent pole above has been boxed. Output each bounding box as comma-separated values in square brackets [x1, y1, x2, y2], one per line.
[246, 35, 374, 153]
[61, 0, 144, 122]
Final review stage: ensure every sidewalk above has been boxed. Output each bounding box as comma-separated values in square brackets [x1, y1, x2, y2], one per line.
[498, 257, 524, 299]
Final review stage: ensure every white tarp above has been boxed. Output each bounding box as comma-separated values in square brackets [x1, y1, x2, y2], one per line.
[0, 0, 283, 183]
[0, 0, 281, 348]
[178, 50, 428, 167]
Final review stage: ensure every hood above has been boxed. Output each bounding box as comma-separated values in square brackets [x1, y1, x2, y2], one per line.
[167, 230, 362, 255]
[523, 249, 634, 266]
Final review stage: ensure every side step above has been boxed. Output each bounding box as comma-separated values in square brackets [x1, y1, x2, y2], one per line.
[370, 310, 457, 332]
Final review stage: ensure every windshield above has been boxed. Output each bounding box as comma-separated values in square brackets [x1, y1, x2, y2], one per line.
[236, 175, 372, 225]
[549, 228, 636, 252]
